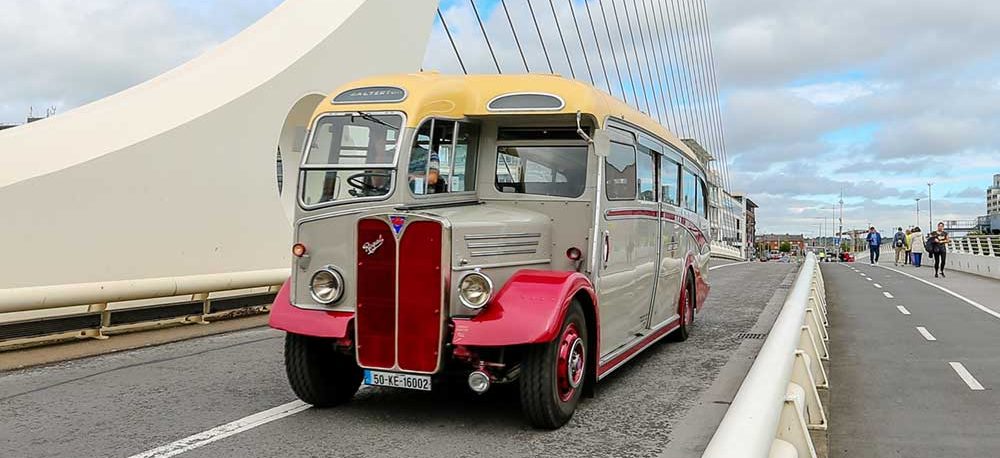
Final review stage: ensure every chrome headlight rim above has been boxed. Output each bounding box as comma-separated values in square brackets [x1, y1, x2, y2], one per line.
[458, 271, 494, 310]
[309, 266, 345, 304]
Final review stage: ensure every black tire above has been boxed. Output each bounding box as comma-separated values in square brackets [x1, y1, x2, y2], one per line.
[673, 275, 695, 342]
[284, 333, 362, 407]
[520, 301, 588, 429]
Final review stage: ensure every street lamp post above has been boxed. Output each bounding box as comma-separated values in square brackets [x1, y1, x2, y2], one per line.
[915, 197, 921, 228]
[927, 182, 934, 231]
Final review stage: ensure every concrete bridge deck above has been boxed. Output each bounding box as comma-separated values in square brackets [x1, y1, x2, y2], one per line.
[827, 262, 1000, 457]
[0, 261, 796, 458]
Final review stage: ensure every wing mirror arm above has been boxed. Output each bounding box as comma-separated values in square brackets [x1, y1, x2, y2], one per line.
[576, 111, 593, 144]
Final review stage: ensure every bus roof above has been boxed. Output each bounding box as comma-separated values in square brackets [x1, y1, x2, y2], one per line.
[315, 72, 699, 163]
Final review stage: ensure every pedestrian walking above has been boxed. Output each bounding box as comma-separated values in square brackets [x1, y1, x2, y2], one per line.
[909, 227, 924, 267]
[904, 228, 912, 265]
[892, 227, 906, 266]
[866, 226, 882, 265]
[928, 222, 950, 278]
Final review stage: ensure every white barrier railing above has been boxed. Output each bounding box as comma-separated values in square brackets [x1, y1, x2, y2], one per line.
[703, 252, 828, 458]
[711, 242, 745, 261]
[948, 235, 1000, 257]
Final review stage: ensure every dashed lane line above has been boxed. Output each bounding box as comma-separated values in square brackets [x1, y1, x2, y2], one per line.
[883, 292, 894, 298]
[874, 264, 1000, 321]
[874, 283, 882, 288]
[865, 277, 873, 281]
[127, 400, 313, 458]
[949, 362, 986, 391]
[916, 326, 937, 341]
[897, 305, 911, 315]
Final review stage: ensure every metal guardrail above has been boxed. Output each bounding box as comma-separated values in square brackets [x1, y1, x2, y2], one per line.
[0, 269, 289, 349]
[703, 253, 828, 458]
[948, 235, 1000, 257]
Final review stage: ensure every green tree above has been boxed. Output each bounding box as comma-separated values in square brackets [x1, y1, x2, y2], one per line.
[841, 242, 850, 252]
[779, 241, 792, 253]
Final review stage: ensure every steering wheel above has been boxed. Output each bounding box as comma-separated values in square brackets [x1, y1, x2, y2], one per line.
[347, 171, 392, 197]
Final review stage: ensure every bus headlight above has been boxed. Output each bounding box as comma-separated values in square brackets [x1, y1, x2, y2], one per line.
[310, 267, 344, 304]
[459, 272, 493, 309]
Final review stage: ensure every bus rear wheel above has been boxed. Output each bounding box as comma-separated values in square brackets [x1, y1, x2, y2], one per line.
[673, 275, 695, 342]
[520, 301, 588, 429]
[284, 333, 362, 407]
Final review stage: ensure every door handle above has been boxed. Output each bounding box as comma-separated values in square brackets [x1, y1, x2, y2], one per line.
[602, 230, 611, 269]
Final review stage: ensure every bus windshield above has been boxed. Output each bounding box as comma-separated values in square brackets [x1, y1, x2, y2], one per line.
[300, 113, 401, 207]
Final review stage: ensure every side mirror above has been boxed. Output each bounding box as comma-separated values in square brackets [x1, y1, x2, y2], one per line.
[592, 130, 610, 157]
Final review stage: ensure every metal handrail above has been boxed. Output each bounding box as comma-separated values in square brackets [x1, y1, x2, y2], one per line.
[948, 235, 1000, 257]
[703, 253, 828, 458]
[0, 268, 290, 314]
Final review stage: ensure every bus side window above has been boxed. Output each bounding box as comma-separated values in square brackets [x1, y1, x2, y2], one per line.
[636, 147, 656, 202]
[682, 168, 698, 213]
[698, 177, 708, 217]
[606, 142, 636, 200]
[660, 157, 680, 206]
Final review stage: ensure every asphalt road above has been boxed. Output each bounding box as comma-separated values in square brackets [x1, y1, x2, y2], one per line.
[827, 261, 1000, 457]
[0, 261, 794, 458]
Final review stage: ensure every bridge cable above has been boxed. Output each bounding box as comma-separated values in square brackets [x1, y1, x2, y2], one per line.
[642, 0, 678, 130]
[653, 0, 685, 134]
[623, 0, 658, 121]
[673, 0, 708, 148]
[583, 0, 615, 95]
[676, 0, 709, 154]
[501, 0, 531, 72]
[527, 0, 556, 73]
[548, 0, 577, 79]
[567, 0, 597, 85]
[470, 0, 503, 74]
[685, 0, 717, 169]
[658, 0, 692, 136]
[691, 0, 726, 191]
[438, 9, 468, 74]
[607, 0, 643, 110]
[667, 2, 700, 144]
[697, 0, 731, 191]
[632, 0, 667, 126]
[597, 0, 629, 101]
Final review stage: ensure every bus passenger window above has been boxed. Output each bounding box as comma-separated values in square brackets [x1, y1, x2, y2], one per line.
[606, 142, 636, 200]
[636, 148, 656, 202]
[451, 123, 479, 192]
[407, 122, 432, 195]
[660, 157, 680, 206]
[682, 169, 698, 212]
[698, 177, 709, 217]
[494, 146, 588, 198]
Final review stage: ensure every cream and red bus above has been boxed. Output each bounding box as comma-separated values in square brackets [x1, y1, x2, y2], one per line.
[269, 73, 712, 428]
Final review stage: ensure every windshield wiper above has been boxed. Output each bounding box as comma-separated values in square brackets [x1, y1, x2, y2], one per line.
[353, 112, 399, 131]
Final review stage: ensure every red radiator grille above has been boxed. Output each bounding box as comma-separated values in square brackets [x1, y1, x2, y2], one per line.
[397, 221, 444, 373]
[355, 219, 397, 369]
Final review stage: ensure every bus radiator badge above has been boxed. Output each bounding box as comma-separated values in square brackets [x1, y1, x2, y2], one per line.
[362, 235, 384, 256]
[390, 215, 406, 235]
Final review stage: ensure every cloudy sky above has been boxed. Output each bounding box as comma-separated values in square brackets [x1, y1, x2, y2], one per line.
[2, 0, 997, 235]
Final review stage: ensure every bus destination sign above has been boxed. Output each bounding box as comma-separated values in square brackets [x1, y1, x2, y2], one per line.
[332, 86, 407, 104]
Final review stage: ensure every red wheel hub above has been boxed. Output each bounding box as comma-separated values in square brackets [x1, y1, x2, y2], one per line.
[556, 323, 585, 402]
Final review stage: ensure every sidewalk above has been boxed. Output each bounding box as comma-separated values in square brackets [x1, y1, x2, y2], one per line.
[872, 260, 1000, 319]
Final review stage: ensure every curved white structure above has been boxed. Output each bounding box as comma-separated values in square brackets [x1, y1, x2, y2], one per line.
[0, 0, 438, 290]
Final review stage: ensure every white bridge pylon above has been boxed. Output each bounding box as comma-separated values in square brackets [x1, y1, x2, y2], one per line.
[0, 0, 438, 291]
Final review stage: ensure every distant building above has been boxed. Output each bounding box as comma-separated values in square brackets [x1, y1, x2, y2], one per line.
[757, 233, 806, 254]
[733, 194, 758, 260]
[988, 173, 1000, 215]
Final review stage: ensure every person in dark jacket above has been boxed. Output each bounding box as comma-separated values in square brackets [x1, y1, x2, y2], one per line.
[892, 227, 906, 266]
[928, 222, 950, 277]
[866, 226, 882, 265]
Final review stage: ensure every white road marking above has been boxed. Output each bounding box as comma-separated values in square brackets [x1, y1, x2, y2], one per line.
[883, 292, 894, 298]
[949, 362, 986, 391]
[916, 326, 937, 341]
[709, 261, 748, 271]
[127, 400, 312, 458]
[875, 264, 1000, 321]
[897, 305, 911, 315]
[865, 277, 873, 281]
[874, 283, 882, 288]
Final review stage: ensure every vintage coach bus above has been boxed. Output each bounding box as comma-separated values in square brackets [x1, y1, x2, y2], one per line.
[269, 73, 712, 428]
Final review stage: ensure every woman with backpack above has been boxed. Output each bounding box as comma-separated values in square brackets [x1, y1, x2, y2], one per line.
[909, 227, 924, 267]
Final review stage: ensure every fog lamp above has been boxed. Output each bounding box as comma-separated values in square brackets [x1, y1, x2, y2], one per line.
[459, 272, 493, 309]
[468, 370, 491, 394]
[310, 267, 344, 304]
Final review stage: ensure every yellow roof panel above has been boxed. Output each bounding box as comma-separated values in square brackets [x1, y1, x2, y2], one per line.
[314, 72, 697, 162]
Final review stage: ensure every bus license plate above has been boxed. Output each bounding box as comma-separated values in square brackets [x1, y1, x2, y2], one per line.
[363, 370, 432, 391]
